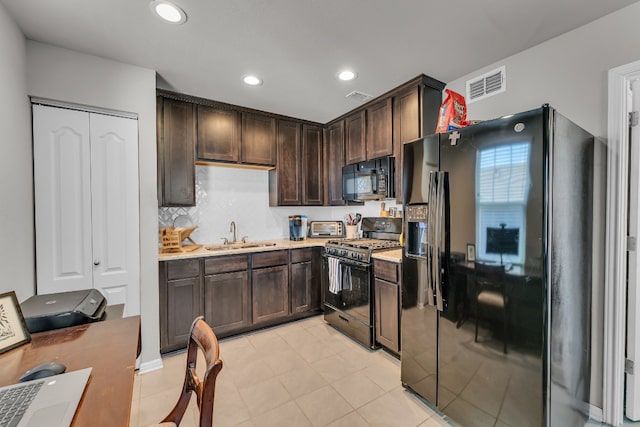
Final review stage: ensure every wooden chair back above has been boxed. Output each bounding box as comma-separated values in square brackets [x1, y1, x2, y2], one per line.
[474, 262, 508, 353]
[160, 316, 223, 426]
[474, 262, 506, 297]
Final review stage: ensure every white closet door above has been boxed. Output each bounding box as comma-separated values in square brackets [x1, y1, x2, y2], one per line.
[33, 105, 93, 294]
[89, 113, 140, 316]
[34, 105, 140, 317]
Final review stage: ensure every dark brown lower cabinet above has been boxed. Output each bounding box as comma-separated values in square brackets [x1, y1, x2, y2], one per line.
[374, 259, 401, 354]
[252, 265, 289, 323]
[160, 259, 202, 353]
[291, 262, 311, 313]
[310, 248, 322, 311]
[375, 278, 400, 353]
[290, 247, 322, 314]
[204, 271, 250, 337]
[159, 248, 322, 354]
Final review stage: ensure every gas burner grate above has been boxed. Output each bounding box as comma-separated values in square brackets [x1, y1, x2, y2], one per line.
[325, 238, 401, 251]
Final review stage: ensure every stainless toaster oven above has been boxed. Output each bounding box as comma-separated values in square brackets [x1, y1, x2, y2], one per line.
[309, 221, 343, 237]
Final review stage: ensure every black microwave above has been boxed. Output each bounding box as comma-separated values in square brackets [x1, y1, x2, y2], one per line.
[342, 157, 395, 201]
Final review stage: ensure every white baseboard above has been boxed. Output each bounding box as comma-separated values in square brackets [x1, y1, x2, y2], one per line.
[589, 404, 604, 423]
[137, 357, 163, 374]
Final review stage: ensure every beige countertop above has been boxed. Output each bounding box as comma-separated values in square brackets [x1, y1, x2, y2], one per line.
[158, 238, 331, 261]
[372, 248, 403, 263]
[159, 237, 405, 263]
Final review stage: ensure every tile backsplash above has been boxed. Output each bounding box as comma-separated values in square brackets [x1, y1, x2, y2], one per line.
[158, 165, 398, 244]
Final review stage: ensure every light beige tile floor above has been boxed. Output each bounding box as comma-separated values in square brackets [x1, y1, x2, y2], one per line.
[131, 315, 453, 427]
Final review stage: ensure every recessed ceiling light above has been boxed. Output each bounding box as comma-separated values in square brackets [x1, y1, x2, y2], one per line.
[243, 75, 263, 86]
[337, 70, 357, 81]
[150, 0, 187, 24]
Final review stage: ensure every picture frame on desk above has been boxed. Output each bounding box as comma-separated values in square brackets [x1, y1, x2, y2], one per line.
[0, 291, 31, 354]
[466, 244, 476, 262]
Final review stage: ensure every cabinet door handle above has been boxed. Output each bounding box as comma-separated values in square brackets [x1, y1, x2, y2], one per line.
[94, 259, 101, 266]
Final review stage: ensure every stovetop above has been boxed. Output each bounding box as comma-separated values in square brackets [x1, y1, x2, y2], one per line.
[325, 238, 401, 263]
[326, 238, 401, 250]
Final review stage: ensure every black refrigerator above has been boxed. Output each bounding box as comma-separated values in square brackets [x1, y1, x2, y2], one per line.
[401, 105, 600, 426]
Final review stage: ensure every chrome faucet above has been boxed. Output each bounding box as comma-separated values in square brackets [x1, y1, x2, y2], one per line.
[230, 221, 237, 243]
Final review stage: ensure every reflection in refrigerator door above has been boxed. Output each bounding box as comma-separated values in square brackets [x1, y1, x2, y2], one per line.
[401, 105, 602, 427]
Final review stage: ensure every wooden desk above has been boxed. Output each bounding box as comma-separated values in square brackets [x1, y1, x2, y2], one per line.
[451, 262, 543, 348]
[0, 315, 140, 427]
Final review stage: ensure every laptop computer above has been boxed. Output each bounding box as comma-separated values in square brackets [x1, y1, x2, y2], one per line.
[0, 367, 92, 427]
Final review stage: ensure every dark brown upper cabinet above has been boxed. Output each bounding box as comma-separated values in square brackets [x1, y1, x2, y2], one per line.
[323, 121, 346, 206]
[157, 96, 196, 207]
[241, 113, 276, 166]
[393, 86, 421, 204]
[196, 104, 240, 163]
[157, 74, 444, 207]
[271, 120, 302, 206]
[392, 79, 445, 203]
[344, 98, 391, 165]
[367, 97, 393, 160]
[269, 121, 324, 206]
[345, 110, 366, 164]
[302, 124, 323, 205]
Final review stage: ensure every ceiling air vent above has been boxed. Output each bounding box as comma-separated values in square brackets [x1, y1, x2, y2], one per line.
[466, 66, 506, 103]
[346, 91, 373, 103]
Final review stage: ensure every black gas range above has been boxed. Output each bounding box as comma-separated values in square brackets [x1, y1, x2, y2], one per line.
[322, 217, 402, 349]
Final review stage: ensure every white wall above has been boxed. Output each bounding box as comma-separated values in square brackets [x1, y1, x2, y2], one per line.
[446, 2, 640, 139]
[158, 165, 393, 243]
[0, 4, 33, 303]
[26, 41, 160, 368]
[445, 2, 640, 412]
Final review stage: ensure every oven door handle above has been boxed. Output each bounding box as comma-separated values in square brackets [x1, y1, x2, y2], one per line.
[345, 262, 370, 271]
[323, 254, 371, 269]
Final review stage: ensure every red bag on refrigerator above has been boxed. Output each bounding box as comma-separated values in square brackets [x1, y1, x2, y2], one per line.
[435, 89, 467, 133]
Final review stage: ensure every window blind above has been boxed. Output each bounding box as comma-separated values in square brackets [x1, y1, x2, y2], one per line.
[475, 142, 531, 264]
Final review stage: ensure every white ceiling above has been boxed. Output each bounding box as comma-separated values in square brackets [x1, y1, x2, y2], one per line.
[2, 0, 638, 123]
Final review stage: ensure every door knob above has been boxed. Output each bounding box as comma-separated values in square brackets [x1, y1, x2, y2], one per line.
[94, 260, 100, 266]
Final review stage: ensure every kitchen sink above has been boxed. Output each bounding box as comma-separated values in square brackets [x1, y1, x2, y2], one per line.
[204, 242, 277, 251]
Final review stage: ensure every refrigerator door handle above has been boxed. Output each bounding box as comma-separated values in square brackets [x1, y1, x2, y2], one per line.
[434, 171, 445, 311]
[425, 172, 437, 307]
